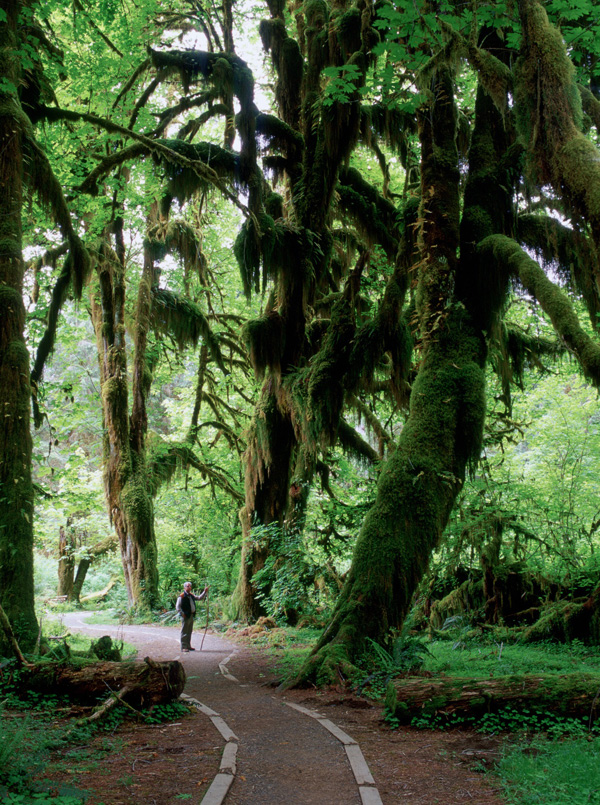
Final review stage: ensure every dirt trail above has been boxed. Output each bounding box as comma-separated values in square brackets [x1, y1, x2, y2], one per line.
[59, 613, 506, 805]
[61, 613, 362, 804]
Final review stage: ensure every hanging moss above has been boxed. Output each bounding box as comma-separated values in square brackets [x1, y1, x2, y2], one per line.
[337, 418, 379, 466]
[242, 312, 286, 378]
[234, 213, 277, 297]
[305, 317, 330, 353]
[298, 306, 487, 684]
[305, 296, 356, 448]
[304, 0, 328, 28]
[260, 18, 287, 51]
[517, 212, 600, 327]
[466, 43, 512, 115]
[579, 84, 600, 134]
[30, 259, 72, 425]
[360, 105, 416, 158]
[337, 167, 400, 258]
[264, 191, 284, 219]
[513, 0, 600, 244]
[495, 322, 563, 396]
[256, 113, 304, 152]
[336, 8, 361, 58]
[155, 138, 241, 203]
[150, 288, 226, 374]
[22, 134, 90, 297]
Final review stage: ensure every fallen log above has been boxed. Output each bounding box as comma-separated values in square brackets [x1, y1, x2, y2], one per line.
[385, 673, 600, 724]
[18, 657, 186, 708]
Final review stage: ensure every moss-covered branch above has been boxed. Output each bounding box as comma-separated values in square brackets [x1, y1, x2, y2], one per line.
[337, 419, 380, 465]
[515, 0, 600, 246]
[337, 166, 400, 258]
[479, 234, 600, 385]
[147, 438, 243, 502]
[517, 212, 600, 326]
[37, 105, 248, 214]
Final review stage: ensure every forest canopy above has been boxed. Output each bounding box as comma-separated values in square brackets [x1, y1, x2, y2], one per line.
[2, 0, 600, 683]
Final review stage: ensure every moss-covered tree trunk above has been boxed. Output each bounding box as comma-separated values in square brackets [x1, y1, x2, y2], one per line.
[299, 68, 489, 683]
[385, 673, 600, 724]
[57, 526, 75, 598]
[233, 387, 296, 620]
[91, 220, 159, 610]
[0, 0, 38, 651]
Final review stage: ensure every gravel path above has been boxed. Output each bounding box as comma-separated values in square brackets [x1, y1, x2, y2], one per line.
[61, 613, 371, 804]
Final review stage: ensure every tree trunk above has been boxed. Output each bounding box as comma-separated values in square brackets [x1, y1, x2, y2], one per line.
[91, 219, 159, 611]
[57, 526, 75, 599]
[232, 386, 295, 621]
[0, 0, 38, 652]
[298, 67, 488, 684]
[300, 309, 487, 683]
[385, 673, 600, 724]
[22, 657, 185, 707]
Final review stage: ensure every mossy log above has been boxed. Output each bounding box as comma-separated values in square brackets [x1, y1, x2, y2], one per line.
[385, 673, 600, 724]
[19, 657, 186, 707]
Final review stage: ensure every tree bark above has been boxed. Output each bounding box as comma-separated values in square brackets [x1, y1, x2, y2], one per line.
[0, 0, 38, 652]
[91, 219, 159, 611]
[385, 673, 600, 723]
[57, 526, 75, 599]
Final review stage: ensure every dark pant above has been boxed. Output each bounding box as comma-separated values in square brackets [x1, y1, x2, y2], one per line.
[180, 614, 194, 649]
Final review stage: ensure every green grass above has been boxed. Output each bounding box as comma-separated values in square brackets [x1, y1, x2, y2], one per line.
[496, 736, 600, 804]
[246, 625, 322, 682]
[422, 638, 600, 678]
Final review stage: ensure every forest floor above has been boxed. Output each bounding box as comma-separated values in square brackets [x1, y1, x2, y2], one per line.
[36, 613, 507, 804]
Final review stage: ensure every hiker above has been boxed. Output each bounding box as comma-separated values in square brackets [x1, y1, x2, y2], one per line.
[176, 581, 208, 652]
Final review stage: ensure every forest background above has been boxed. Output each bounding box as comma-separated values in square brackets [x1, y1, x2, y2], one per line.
[4, 0, 600, 687]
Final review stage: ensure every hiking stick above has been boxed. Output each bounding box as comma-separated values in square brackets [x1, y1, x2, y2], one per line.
[200, 586, 210, 651]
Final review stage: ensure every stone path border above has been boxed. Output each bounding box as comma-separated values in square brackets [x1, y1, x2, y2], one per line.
[180, 693, 238, 805]
[186, 654, 385, 805]
[283, 701, 384, 805]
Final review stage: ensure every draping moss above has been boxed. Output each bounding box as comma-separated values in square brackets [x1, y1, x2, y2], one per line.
[256, 113, 304, 152]
[514, 0, 600, 245]
[264, 191, 284, 219]
[146, 221, 207, 285]
[298, 307, 487, 683]
[337, 167, 400, 258]
[491, 322, 562, 407]
[30, 260, 72, 426]
[336, 418, 379, 465]
[22, 134, 90, 297]
[150, 288, 226, 374]
[517, 212, 600, 327]
[155, 138, 241, 203]
[457, 77, 518, 333]
[336, 7, 361, 58]
[360, 104, 415, 160]
[243, 312, 286, 378]
[259, 20, 304, 129]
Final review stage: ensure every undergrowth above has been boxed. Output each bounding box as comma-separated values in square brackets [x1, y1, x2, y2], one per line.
[0, 656, 190, 802]
[495, 735, 600, 805]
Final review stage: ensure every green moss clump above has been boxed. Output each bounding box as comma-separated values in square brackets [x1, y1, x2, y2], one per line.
[336, 8, 361, 57]
[243, 313, 285, 378]
[304, 0, 328, 28]
[264, 192, 284, 219]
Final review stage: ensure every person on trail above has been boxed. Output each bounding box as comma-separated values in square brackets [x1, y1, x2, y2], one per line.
[176, 581, 208, 652]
